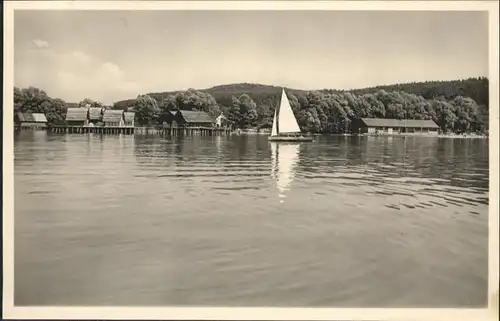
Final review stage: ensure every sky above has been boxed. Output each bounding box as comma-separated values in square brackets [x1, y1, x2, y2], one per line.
[14, 10, 489, 105]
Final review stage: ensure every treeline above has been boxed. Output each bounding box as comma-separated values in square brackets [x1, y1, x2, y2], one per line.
[14, 87, 108, 124]
[127, 86, 487, 134]
[125, 78, 488, 133]
[286, 90, 487, 134]
[113, 77, 488, 110]
[132, 90, 222, 125]
[347, 77, 489, 107]
[14, 77, 489, 133]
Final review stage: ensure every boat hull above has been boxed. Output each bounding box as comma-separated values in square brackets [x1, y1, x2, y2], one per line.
[268, 135, 314, 142]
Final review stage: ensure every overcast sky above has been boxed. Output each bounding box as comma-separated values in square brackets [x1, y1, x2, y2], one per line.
[14, 10, 488, 104]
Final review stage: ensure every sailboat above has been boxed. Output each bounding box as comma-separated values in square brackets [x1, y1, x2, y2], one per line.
[270, 142, 300, 203]
[268, 88, 314, 142]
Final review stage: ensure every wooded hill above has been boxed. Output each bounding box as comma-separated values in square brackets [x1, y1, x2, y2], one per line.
[14, 77, 489, 134]
[113, 77, 489, 111]
[112, 77, 489, 133]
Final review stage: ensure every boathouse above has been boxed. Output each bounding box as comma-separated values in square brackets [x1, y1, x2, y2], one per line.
[88, 107, 105, 125]
[177, 110, 214, 127]
[15, 112, 48, 128]
[164, 110, 214, 128]
[354, 118, 440, 135]
[103, 110, 124, 127]
[65, 107, 89, 126]
[123, 112, 135, 127]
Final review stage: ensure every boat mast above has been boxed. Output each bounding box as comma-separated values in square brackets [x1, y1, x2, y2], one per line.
[276, 88, 283, 135]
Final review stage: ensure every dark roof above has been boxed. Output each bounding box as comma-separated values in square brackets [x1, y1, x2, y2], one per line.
[66, 107, 89, 121]
[361, 118, 439, 129]
[88, 107, 104, 120]
[66, 102, 79, 108]
[124, 112, 135, 122]
[178, 110, 213, 124]
[103, 110, 123, 122]
[23, 113, 35, 122]
[169, 110, 178, 116]
[16, 112, 47, 123]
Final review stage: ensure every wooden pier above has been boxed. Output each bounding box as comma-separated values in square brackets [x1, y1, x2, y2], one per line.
[44, 126, 232, 136]
[47, 126, 135, 135]
[15, 125, 47, 131]
[154, 126, 232, 136]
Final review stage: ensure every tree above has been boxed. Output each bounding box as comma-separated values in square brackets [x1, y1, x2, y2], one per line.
[158, 94, 178, 123]
[16, 87, 51, 113]
[14, 87, 23, 112]
[134, 94, 160, 126]
[256, 98, 274, 128]
[46, 98, 67, 124]
[431, 99, 457, 132]
[13, 86, 68, 124]
[227, 96, 242, 126]
[78, 98, 103, 108]
[225, 94, 258, 129]
[238, 94, 258, 128]
[451, 96, 480, 133]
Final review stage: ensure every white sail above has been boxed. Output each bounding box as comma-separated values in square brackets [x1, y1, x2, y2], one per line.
[277, 89, 301, 134]
[270, 142, 300, 202]
[271, 107, 278, 136]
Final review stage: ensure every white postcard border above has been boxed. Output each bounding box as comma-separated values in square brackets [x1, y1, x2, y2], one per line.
[3, 1, 499, 320]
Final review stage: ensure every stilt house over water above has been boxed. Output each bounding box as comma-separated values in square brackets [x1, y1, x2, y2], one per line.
[164, 110, 214, 128]
[103, 109, 125, 127]
[88, 107, 105, 126]
[123, 112, 135, 127]
[15, 112, 48, 128]
[65, 107, 89, 126]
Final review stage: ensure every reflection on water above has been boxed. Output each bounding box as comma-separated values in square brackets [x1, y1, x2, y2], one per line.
[270, 142, 300, 202]
[14, 131, 489, 307]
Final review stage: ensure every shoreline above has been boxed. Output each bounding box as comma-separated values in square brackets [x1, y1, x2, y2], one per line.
[15, 126, 489, 139]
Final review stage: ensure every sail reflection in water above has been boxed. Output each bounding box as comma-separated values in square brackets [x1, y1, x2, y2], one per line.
[270, 142, 300, 202]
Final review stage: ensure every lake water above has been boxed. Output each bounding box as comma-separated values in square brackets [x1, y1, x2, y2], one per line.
[14, 131, 489, 307]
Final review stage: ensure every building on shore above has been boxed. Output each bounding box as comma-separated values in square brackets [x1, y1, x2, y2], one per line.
[164, 110, 214, 128]
[103, 110, 125, 127]
[15, 112, 48, 128]
[66, 107, 89, 126]
[352, 118, 440, 135]
[215, 113, 234, 129]
[123, 112, 135, 127]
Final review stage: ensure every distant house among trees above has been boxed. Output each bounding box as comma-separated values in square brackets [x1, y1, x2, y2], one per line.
[65, 107, 89, 126]
[353, 118, 440, 135]
[15, 112, 48, 128]
[103, 110, 124, 127]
